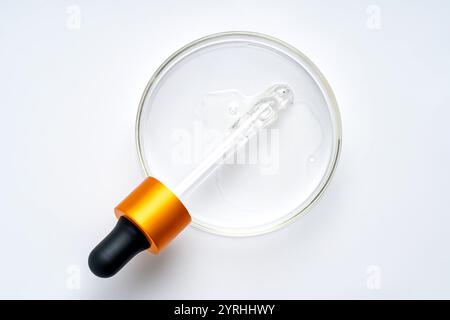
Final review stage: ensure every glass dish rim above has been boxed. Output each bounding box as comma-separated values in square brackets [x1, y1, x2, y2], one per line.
[135, 31, 342, 237]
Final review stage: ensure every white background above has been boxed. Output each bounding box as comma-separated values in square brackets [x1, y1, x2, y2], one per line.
[1, 0, 449, 299]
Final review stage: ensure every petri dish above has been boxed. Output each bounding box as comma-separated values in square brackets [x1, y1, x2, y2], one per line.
[136, 31, 342, 236]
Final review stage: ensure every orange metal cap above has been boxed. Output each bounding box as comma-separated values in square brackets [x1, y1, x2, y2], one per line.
[114, 177, 191, 254]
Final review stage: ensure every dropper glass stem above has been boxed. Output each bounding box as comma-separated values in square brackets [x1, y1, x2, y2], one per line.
[173, 84, 294, 198]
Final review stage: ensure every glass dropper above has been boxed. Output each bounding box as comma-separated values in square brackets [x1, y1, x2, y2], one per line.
[89, 84, 293, 278]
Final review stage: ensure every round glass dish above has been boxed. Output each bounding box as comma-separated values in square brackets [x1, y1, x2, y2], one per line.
[136, 32, 342, 236]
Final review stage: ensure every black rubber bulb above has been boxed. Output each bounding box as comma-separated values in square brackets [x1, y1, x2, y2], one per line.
[88, 217, 150, 278]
